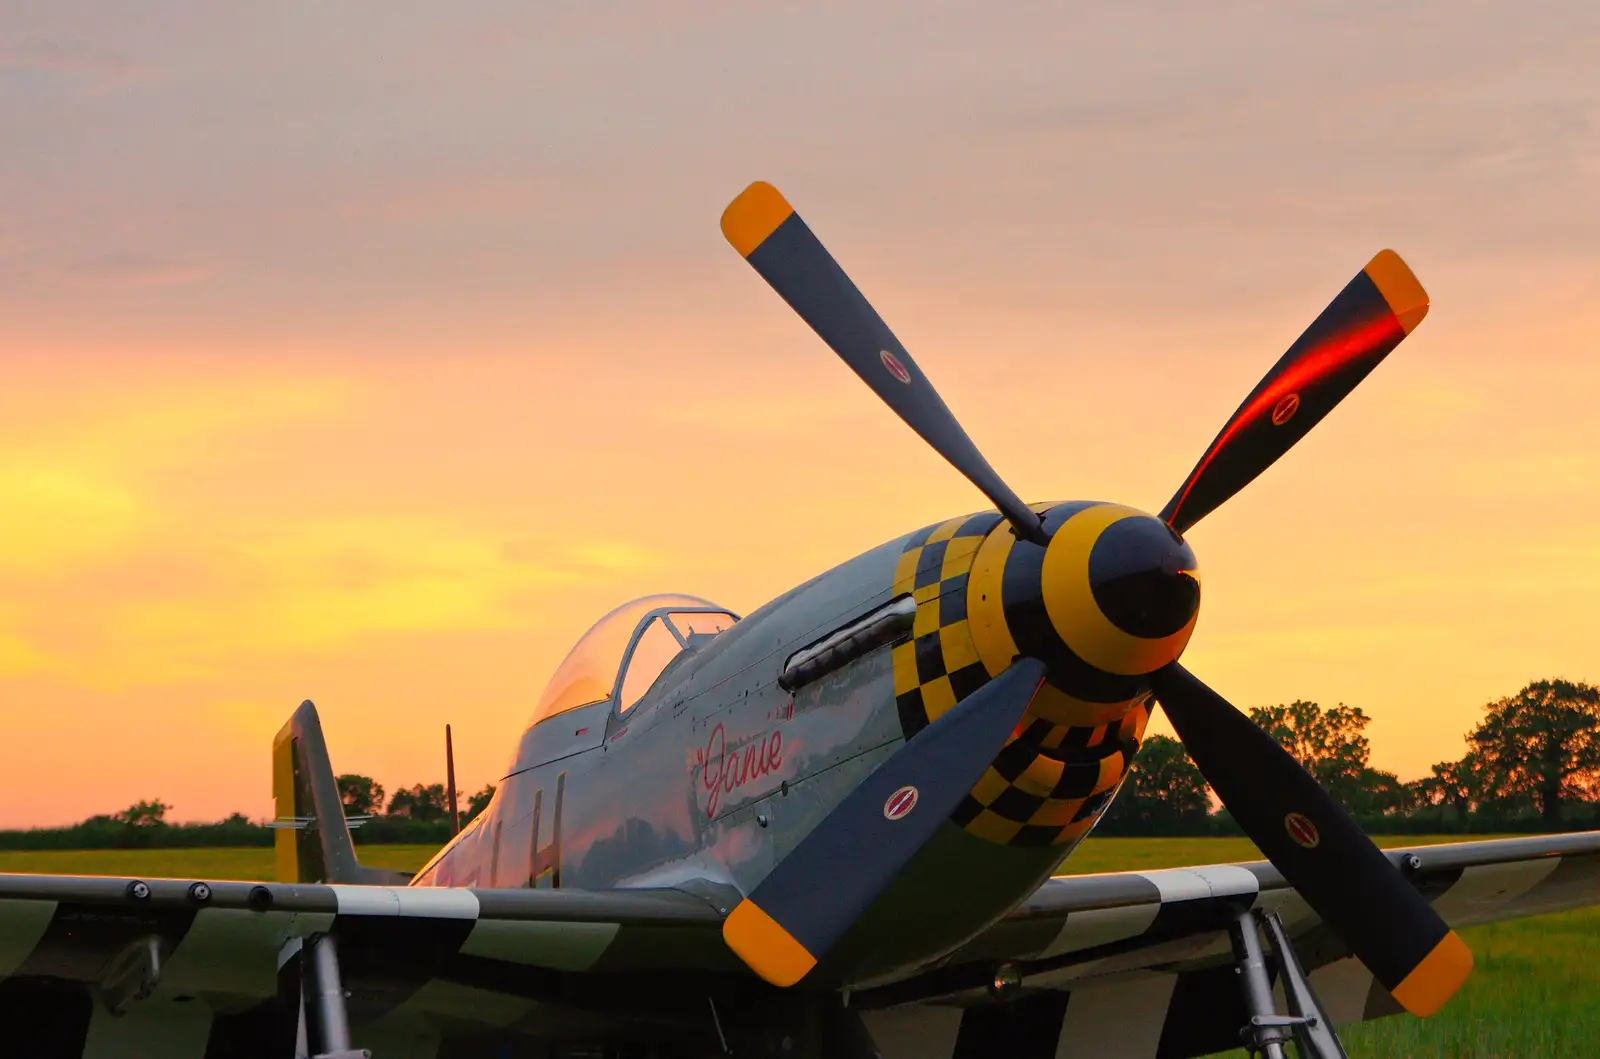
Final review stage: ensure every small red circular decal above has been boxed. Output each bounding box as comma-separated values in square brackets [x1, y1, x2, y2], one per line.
[879, 349, 912, 385]
[1271, 392, 1301, 426]
[1284, 811, 1320, 849]
[883, 785, 919, 820]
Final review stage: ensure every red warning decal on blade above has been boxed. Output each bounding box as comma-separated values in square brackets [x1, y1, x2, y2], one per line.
[1271, 392, 1301, 426]
[879, 349, 912, 385]
[883, 785, 919, 820]
[1284, 811, 1320, 849]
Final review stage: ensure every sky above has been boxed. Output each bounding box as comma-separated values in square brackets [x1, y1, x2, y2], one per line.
[0, 2, 1596, 826]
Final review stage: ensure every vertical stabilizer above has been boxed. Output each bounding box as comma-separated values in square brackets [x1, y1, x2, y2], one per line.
[272, 700, 411, 885]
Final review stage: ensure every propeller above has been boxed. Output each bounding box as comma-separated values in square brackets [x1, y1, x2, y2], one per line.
[720, 181, 1047, 544]
[1158, 250, 1428, 533]
[1153, 663, 1471, 1016]
[719, 181, 1468, 1014]
[722, 658, 1048, 986]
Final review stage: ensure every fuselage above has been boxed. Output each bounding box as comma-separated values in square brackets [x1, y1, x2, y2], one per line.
[409, 500, 1201, 986]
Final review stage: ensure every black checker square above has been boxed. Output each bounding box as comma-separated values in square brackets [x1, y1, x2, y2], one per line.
[914, 539, 949, 588]
[913, 631, 946, 684]
[947, 661, 990, 700]
[1052, 761, 1104, 799]
[938, 573, 970, 624]
[988, 784, 1048, 822]
[949, 795, 986, 827]
[896, 690, 929, 740]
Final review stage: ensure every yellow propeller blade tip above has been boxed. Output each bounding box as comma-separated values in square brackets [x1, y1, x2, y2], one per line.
[721, 898, 816, 987]
[1391, 929, 1474, 1017]
[1364, 249, 1429, 334]
[721, 181, 795, 258]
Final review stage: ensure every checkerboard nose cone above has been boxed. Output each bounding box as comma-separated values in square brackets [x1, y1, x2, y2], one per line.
[1088, 516, 1200, 640]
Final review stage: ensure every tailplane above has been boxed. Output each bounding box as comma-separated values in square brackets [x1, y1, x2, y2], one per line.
[272, 700, 412, 885]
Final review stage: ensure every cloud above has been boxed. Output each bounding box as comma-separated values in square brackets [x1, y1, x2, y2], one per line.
[0, 36, 138, 82]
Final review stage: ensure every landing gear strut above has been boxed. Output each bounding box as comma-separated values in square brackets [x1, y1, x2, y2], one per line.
[284, 934, 371, 1059]
[1229, 909, 1349, 1059]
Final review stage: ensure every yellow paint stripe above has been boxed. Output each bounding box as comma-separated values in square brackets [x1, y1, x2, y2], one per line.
[1027, 797, 1083, 828]
[1364, 249, 1429, 335]
[970, 767, 1011, 807]
[965, 808, 1025, 844]
[891, 642, 920, 697]
[1093, 752, 1127, 794]
[921, 676, 957, 721]
[1029, 682, 1138, 729]
[940, 534, 982, 578]
[966, 522, 1020, 677]
[1118, 699, 1152, 742]
[721, 181, 796, 258]
[1015, 754, 1065, 798]
[939, 619, 980, 674]
[893, 547, 921, 595]
[722, 899, 816, 987]
[925, 515, 967, 544]
[1053, 816, 1097, 845]
[271, 720, 298, 884]
[1390, 930, 1473, 1017]
[1040, 503, 1198, 676]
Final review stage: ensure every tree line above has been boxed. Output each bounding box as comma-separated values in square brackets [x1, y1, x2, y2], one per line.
[1101, 678, 1600, 835]
[0, 779, 500, 851]
[2, 677, 1594, 849]
[335, 776, 496, 829]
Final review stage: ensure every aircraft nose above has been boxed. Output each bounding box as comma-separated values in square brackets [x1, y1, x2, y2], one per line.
[1087, 515, 1201, 641]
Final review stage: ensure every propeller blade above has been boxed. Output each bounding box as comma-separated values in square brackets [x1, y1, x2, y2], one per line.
[1158, 251, 1429, 533]
[722, 657, 1048, 986]
[721, 181, 1046, 544]
[1152, 663, 1472, 1017]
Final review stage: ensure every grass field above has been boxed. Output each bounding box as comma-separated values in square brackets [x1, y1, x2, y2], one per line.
[1, 837, 1594, 1057]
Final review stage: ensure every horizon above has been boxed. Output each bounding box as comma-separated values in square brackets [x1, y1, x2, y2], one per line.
[1, 3, 1596, 827]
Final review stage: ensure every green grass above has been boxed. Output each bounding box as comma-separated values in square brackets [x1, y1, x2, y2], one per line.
[0, 838, 1593, 1056]
[1064, 836, 1600, 1059]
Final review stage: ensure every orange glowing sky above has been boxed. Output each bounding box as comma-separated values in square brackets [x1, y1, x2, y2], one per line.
[1, 5, 1596, 826]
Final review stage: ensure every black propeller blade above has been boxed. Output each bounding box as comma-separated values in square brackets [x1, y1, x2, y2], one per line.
[1158, 251, 1429, 534]
[1152, 663, 1472, 1017]
[721, 181, 1047, 544]
[719, 184, 1464, 1012]
[722, 657, 1048, 986]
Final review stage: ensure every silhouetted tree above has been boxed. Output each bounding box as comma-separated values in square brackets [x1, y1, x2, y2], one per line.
[337, 774, 386, 817]
[387, 783, 448, 822]
[1102, 735, 1212, 834]
[1410, 752, 1493, 818]
[115, 799, 170, 826]
[465, 784, 496, 823]
[1249, 701, 1398, 814]
[1355, 767, 1413, 817]
[1466, 679, 1600, 825]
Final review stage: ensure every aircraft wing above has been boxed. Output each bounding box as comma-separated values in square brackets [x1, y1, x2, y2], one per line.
[854, 831, 1600, 1059]
[0, 873, 735, 1054]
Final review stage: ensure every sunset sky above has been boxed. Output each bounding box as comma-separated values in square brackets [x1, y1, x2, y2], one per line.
[1, 3, 1596, 826]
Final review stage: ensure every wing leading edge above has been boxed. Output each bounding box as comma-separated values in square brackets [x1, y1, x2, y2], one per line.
[852, 831, 1600, 1059]
[0, 874, 731, 1056]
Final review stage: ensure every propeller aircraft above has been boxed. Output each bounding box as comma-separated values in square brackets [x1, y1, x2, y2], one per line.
[1, 182, 1596, 1059]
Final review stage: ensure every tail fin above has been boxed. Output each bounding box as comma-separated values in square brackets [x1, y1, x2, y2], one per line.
[272, 700, 411, 885]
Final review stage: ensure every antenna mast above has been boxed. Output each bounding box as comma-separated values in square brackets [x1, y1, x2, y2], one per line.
[445, 724, 460, 836]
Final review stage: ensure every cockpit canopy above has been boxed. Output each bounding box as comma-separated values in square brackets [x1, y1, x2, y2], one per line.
[528, 594, 739, 727]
